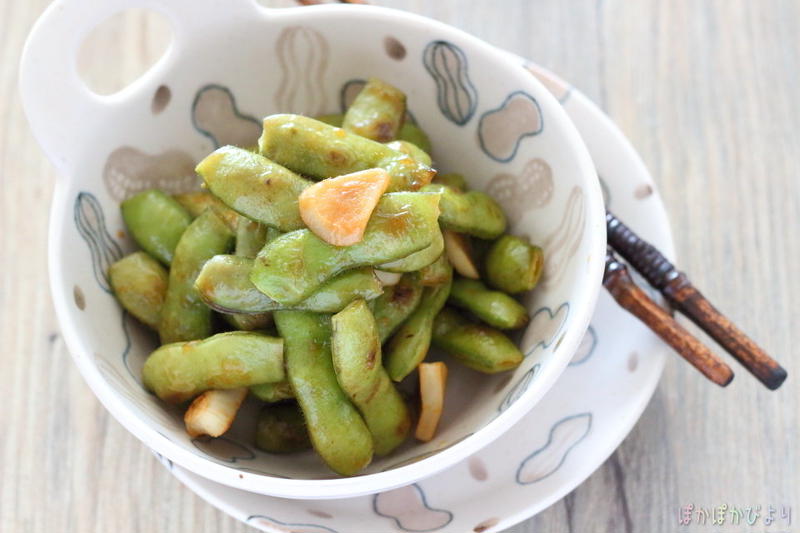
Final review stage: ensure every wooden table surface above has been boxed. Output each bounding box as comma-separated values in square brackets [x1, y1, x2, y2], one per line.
[2, 1, 797, 532]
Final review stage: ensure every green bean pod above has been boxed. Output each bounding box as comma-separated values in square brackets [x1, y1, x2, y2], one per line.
[255, 403, 312, 453]
[250, 380, 294, 403]
[484, 235, 545, 294]
[449, 278, 529, 330]
[331, 300, 411, 455]
[342, 77, 406, 142]
[432, 308, 523, 374]
[421, 183, 507, 239]
[274, 311, 373, 476]
[385, 140, 432, 167]
[196, 256, 383, 314]
[316, 113, 432, 153]
[173, 190, 240, 231]
[370, 273, 424, 343]
[158, 210, 234, 344]
[418, 254, 452, 287]
[378, 226, 443, 273]
[433, 172, 467, 191]
[142, 331, 285, 403]
[384, 264, 453, 381]
[250, 191, 441, 305]
[121, 189, 192, 265]
[259, 114, 435, 192]
[108, 251, 168, 330]
[196, 146, 312, 231]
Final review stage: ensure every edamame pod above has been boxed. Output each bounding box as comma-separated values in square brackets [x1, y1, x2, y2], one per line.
[385, 264, 453, 381]
[231, 220, 281, 328]
[196, 146, 312, 231]
[316, 113, 432, 153]
[418, 254, 452, 287]
[108, 251, 168, 330]
[121, 189, 192, 265]
[251, 191, 441, 305]
[173, 190, 240, 230]
[370, 274, 424, 343]
[235, 218, 270, 258]
[449, 278, 529, 330]
[484, 235, 544, 294]
[250, 380, 294, 403]
[223, 312, 273, 331]
[259, 114, 435, 192]
[142, 331, 285, 403]
[421, 183, 507, 239]
[158, 210, 234, 344]
[432, 308, 523, 374]
[331, 300, 411, 455]
[314, 113, 344, 126]
[385, 140, 432, 167]
[196, 256, 383, 314]
[378, 226, 443, 272]
[397, 122, 432, 154]
[433, 172, 467, 191]
[255, 403, 312, 453]
[274, 311, 373, 475]
[342, 77, 406, 142]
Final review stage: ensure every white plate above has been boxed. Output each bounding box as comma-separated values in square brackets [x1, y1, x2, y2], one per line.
[156, 64, 675, 533]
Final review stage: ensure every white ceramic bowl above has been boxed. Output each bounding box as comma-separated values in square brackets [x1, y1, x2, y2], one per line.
[21, 0, 606, 499]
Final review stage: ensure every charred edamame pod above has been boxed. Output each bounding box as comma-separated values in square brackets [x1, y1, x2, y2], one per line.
[449, 278, 529, 330]
[432, 308, 523, 374]
[227, 218, 280, 329]
[142, 331, 285, 403]
[250, 191, 441, 305]
[121, 189, 192, 265]
[385, 263, 453, 381]
[173, 190, 240, 231]
[196, 146, 312, 231]
[196, 256, 383, 314]
[385, 140, 432, 167]
[315, 113, 432, 153]
[235, 218, 270, 258]
[274, 311, 373, 475]
[158, 210, 234, 344]
[484, 235, 544, 294]
[255, 403, 312, 453]
[342, 77, 406, 142]
[398, 122, 432, 153]
[331, 300, 411, 455]
[433, 172, 467, 191]
[223, 312, 273, 331]
[250, 380, 294, 403]
[259, 114, 435, 192]
[370, 273, 424, 343]
[108, 251, 168, 329]
[421, 183, 506, 239]
[378, 226, 443, 273]
[418, 253, 452, 287]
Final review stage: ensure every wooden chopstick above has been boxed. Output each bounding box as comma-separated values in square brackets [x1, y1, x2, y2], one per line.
[606, 211, 787, 390]
[603, 248, 735, 386]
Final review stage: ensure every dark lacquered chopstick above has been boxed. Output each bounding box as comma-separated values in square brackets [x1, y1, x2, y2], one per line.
[606, 211, 787, 390]
[603, 248, 735, 387]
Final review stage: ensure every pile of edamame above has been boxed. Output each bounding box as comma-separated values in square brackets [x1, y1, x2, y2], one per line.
[110, 78, 545, 476]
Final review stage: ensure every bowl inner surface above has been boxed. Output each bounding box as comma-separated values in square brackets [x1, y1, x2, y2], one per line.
[47, 3, 603, 496]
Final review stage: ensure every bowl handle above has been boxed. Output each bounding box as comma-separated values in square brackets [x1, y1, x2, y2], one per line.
[19, 0, 262, 175]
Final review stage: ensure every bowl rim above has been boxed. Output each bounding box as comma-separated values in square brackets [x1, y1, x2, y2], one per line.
[43, 1, 607, 500]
